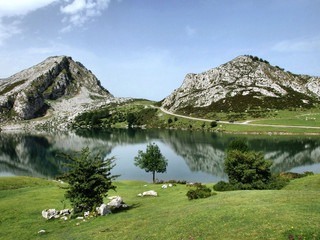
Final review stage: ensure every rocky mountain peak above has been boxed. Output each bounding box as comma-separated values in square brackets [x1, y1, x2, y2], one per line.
[162, 55, 320, 114]
[0, 56, 114, 123]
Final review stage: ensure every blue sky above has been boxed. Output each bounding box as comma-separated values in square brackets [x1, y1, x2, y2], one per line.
[0, 0, 319, 100]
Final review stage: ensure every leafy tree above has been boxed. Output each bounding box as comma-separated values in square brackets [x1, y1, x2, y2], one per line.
[126, 113, 136, 128]
[134, 143, 168, 183]
[58, 147, 119, 213]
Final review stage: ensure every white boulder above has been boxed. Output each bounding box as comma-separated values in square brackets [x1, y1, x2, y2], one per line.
[143, 190, 158, 197]
[42, 209, 58, 219]
[97, 204, 112, 216]
[60, 209, 71, 216]
[107, 197, 123, 208]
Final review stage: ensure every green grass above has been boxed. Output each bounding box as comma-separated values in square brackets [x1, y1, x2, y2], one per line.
[252, 113, 320, 127]
[220, 122, 320, 134]
[0, 175, 320, 239]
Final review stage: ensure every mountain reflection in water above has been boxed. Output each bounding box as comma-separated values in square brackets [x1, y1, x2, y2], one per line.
[0, 129, 320, 182]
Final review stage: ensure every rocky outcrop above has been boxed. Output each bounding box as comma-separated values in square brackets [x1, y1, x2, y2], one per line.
[0, 56, 114, 122]
[162, 55, 320, 113]
[0, 56, 131, 130]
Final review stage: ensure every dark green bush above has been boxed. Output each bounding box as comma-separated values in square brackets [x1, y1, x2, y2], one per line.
[303, 171, 314, 176]
[213, 181, 233, 191]
[279, 172, 313, 180]
[210, 121, 217, 128]
[186, 185, 214, 200]
[266, 175, 290, 190]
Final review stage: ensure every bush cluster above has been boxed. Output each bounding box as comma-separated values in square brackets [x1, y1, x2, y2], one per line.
[186, 185, 215, 200]
[155, 179, 187, 184]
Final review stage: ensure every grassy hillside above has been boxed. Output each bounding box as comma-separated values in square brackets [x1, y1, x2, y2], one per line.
[0, 175, 319, 239]
[70, 99, 320, 135]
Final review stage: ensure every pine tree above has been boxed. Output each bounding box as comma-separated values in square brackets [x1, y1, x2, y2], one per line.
[58, 147, 119, 213]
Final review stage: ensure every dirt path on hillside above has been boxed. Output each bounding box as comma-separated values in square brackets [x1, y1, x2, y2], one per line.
[159, 107, 320, 130]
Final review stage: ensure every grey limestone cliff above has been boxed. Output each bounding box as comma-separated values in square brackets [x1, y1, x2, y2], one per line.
[0, 56, 129, 130]
[162, 55, 320, 113]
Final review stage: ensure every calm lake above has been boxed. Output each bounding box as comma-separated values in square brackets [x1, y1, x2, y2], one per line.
[1, 128, 320, 183]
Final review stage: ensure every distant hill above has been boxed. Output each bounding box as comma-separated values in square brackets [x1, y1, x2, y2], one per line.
[0, 56, 128, 130]
[161, 55, 320, 115]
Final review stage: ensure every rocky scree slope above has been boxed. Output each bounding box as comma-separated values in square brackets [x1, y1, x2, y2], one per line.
[0, 56, 126, 130]
[162, 55, 320, 114]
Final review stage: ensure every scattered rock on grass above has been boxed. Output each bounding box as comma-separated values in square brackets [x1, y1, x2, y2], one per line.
[96, 204, 112, 216]
[143, 190, 158, 197]
[107, 197, 123, 208]
[38, 230, 46, 234]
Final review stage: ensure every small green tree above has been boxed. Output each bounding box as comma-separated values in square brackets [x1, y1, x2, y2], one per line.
[210, 121, 217, 128]
[126, 113, 136, 128]
[58, 147, 119, 213]
[134, 143, 168, 183]
[225, 150, 272, 189]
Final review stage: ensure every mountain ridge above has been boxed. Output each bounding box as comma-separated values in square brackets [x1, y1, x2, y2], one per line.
[0, 56, 129, 130]
[161, 55, 320, 115]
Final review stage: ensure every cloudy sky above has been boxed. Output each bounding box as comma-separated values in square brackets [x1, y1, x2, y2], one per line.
[0, 0, 319, 100]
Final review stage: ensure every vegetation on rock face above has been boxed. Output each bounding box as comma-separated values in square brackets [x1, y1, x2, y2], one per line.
[58, 147, 119, 213]
[0, 79, 26, 95]
[134, 143, 168, 183]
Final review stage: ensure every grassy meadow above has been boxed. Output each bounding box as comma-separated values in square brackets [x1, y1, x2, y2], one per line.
[0, 175, 320, 239]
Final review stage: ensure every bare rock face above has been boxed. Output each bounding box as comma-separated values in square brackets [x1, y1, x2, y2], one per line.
[0, 56, 116, 125]
[162, 55, 320, 113]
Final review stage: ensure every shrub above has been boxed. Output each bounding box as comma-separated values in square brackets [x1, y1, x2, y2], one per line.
[210, 121, 217, 128]
[213, 181, 233, 191]
[177, 180, 187, 184]
[225, 150, 272, 187]
[188, 183, 199, 188]
[186, 185, 214, 200]
[266, 175, 290, 190]
[279, 172, 310, 180]
[58, 147, 118, 213]
[303, 171, 314, 176]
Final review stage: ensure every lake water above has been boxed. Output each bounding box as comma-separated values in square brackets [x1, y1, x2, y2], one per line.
[1, 128, 320, 183]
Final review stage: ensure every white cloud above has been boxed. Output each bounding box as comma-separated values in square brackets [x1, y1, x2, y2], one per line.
[272, 37, 320, 52]
[0, 0, 114, 44]
[60, 0, 111, 30]
[0, 0, 58, 45]
[0, 0, 58, 17]
[0, 19, 21, 45]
